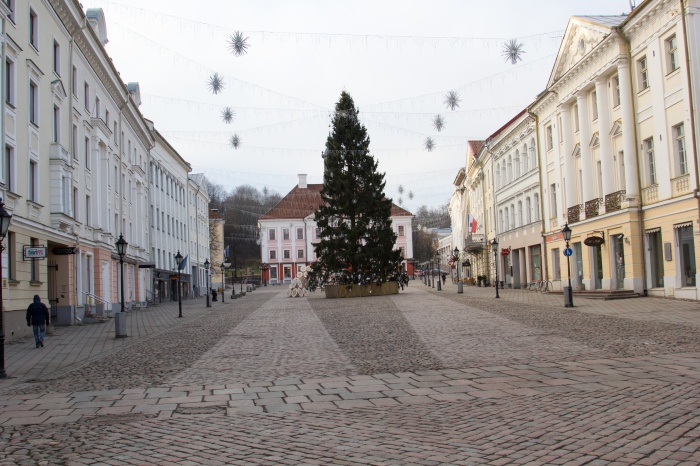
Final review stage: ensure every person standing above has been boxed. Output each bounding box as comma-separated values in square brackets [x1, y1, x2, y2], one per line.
[26, 295, 50, 348]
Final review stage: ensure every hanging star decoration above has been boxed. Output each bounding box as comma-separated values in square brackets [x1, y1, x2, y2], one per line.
[398, 197, 404, 206]
[502, 39, 525, 64]
[228, 31, 250, 56]
[408, 191, 414, 200]
[398, 185, 404, 195]
[424, 137, 435, 152]
[229, 134, 241, 149]
[433, 114, 445, 132]
[207, 73, 224, 94]
[221, 107, 234, 124]
[443, 91, 461, 111]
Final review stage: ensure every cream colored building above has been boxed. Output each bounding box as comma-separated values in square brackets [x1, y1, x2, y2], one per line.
[532, 0, 700, 299]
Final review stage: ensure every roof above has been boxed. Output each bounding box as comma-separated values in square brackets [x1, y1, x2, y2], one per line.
[260, 184, 414, 220]
[209, 209, 223, 220]
[486, 109, 528, 141]
[467, 140, 484, 157]
[573, 15, 626, 28]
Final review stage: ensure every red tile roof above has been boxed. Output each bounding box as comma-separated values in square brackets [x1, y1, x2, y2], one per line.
[467, 140, 485, 157]
[209, 209, 223, 220]
[260, 184, 413, 219]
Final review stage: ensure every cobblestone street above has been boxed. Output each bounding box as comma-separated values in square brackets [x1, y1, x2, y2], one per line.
[1, 283, 700, 465]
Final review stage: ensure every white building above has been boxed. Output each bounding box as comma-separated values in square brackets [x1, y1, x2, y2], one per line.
[188, 173, 211, 293]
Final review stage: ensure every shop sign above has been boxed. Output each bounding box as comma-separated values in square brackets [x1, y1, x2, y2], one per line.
[23, 246, 47, 260]
[501, 248, 510, 256]
[584, 236, 605, 247]
[52, 247, 77, 255]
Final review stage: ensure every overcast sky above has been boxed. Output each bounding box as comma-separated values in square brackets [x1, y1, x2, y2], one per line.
[89, 0, 635, 212]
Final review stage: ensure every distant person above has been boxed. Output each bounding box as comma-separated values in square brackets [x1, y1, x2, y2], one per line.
[442, 273, 446, 285]
[26, 295, 50, 348]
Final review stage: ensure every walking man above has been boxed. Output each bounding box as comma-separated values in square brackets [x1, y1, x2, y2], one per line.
[26, 295, 50, 348]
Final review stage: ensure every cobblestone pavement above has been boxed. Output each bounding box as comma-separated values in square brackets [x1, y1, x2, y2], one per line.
[1, 284, 700, 464]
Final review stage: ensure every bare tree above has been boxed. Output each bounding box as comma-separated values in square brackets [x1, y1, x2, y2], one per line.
[209, 220, 222, 259]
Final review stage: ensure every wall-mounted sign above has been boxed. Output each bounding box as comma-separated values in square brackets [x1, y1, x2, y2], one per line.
[138, 262, 156, 268]
[584, 236, 605, 247]
[52, 247, 76, 255]
[501, 248, 510, 256]
[23, 246, 47, 260]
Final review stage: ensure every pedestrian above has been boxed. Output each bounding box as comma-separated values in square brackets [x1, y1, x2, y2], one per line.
[442, 273, 446, 285]
[26, 295, 50, 348]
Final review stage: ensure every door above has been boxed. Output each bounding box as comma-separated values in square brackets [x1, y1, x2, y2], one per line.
[531, 245, 541, 282]
[613, 234, 625, 289]
[47, 259, 58, 321]
[591, 245, 603, 289]
[573, 242, 583, 288]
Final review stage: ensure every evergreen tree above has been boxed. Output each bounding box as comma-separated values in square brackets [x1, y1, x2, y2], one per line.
[311, 91, 403, 287]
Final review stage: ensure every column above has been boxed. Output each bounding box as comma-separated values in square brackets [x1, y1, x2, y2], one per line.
[560, 104, 576, 211]
[595, 76, 616, 196]
[577, 92, 595, 202]
[617, 58, 640, 200]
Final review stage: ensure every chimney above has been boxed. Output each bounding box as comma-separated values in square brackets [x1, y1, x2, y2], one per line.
[298, 174, 307, 189]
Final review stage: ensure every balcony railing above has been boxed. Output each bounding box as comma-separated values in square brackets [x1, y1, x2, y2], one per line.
[464, 234, 486, 253]
[672, 174, 691, 197]
[642, 185, 659, 204]
[585, 198, 603, 219]
[567, 204, 583, 224]
[604, 190, 625, 213]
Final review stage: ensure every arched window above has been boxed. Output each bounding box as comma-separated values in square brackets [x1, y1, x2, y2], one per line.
[499, 210, 504, 232]
[514, 150, 521, 178]
[534, 193, 541, 221]
[518, 201, 523, 227]
[523, 144, 529, 172]
[495, 164, 501, 190]
[501, 163, 507, 187]
[510, 203, 515, 228]
[530, 138, 537, 168]
[526, 197, 532, 224]
[507, 155, 513, 182]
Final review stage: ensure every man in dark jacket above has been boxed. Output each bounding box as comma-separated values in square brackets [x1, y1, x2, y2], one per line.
[26, 295, 50, 348]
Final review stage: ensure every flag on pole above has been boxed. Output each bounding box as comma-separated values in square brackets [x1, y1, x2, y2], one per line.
[180, 255, 188, 271]
[224, 245, 230, 259]
[467, 214, 478, 233]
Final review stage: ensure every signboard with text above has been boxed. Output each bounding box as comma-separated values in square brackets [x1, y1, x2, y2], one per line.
[23, 246, 47, 260]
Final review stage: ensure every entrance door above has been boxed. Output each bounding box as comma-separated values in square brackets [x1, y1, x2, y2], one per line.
[591, 245, 603, 289]
[613, 234, 625, 289]
[531, 245, 541, 282]
[573, 242, 583, 289]
[504, 253, 511, 287]
[47, 259, 58, 321]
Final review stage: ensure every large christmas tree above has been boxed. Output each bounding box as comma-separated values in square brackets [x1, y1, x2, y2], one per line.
[311, 91, 404, 288]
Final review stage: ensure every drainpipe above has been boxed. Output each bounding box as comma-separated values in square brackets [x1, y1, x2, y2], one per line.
[680, 0, 700, 224]
[527, 107, 549, 285]
[613, 25, 647, 295]
[485, 140, 497, 282]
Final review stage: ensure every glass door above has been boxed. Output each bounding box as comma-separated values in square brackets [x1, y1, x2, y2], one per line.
[614, 234, 625, 289]
[573, 242, 583, 288]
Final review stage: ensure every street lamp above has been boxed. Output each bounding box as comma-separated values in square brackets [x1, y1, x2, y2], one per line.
[491, 238, 500, 299]
[0, 199, 13, 379]
[114, 235, 128, 338]
[204, 259, 211, 308]
[220, 263, 225, 303]
[454, 246, 463, 294]
[562, 223, 574, 308]
[436, 251, 442, 291]
[175, 251, 183, 318]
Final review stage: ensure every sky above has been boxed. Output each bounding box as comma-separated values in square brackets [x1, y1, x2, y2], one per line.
[87, 0, 635, 212]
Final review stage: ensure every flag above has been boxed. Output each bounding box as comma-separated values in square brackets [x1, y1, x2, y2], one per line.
[179, 255, 188, 271]
[467, 214, 478, 233]
[224, 245, 230, 259]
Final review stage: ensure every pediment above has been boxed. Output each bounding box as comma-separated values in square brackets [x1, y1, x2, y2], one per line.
[590, 132, 599, 147]
[572, 143, 581, 158]
[610, 119, 622, 136]
[548, 17, 624, 87]
[51, 79, 67, 101]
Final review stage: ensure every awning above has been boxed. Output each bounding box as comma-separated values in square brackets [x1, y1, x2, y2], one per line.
[645, 227, 661, 234]
[674, 222, 693, 229]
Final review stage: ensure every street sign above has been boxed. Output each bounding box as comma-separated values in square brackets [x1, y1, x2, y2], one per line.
[138, 262, 156, 268]
[52, 247, 76, 255]
[564, 248, 573, 257]
[23, 246, 47, 260]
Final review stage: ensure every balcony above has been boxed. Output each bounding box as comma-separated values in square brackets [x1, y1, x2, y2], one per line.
[464, 234, 486, 253]
[585, 198, 603, 219]
[567, 204, 583, 224]
[50, 143, 70, 165]
[642, 185, 659, 204]
[672, 174, 691, 197]
[604, 190, 625, 213]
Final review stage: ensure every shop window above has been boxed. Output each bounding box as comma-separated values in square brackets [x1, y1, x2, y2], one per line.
[677, 225, 696, 287]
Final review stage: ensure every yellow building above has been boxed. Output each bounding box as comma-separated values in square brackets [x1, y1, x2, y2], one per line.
[532, 0, 700, 299]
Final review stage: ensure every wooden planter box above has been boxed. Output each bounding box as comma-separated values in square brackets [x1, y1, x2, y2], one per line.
[324, 282, 399, 299]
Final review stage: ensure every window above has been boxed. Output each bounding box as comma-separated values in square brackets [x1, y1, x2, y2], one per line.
[667, 35, 679, 73]
[269, 228, 276, 241]
[283, 228, 290, 240]
[84, 82, 90, 111]
[613, 75, 621, 107]
[398, 225, 405, 236]
[514, 151, 521, 178]
[647, 230, 664, 288]
[526, 197, 532, 224]
[678, 225, 696, 287]
[85, 195, 91, 226]
[638, 56, 649, 90]
[297, 249, 304, 259]
[505, 207, 509, 230]
[510, 204, 515, 229]
[5, 58, 14, 106]
[269, 250, 276, 260]
[29, 9, 38, 49]
[7, 0, 14, 23]
[73, 187, 79, 220]
[545, 125, 553, 151]
[675, 123, 687, 176]
[85, 137, 90, 170]
[7, 232, 15, 280]
[29, 81, 38, 125]
[523, 145, 529, 173]
[283, 249, 291, 259]
[315, 227, 321, 238]
[72, 125, 78, 159]
[53, 106, 60, 143]
[95, 96, 100, 119]
[3, 145, 13, 192]
[518, 201, 523, 227]
[591, 91, 598, 120]
[105, 109, 110, 126]
[552, 248, 561, 280]
[72, 66, 77, 96]
[29, 160, 38, 202]
[645, 137, 656, 185]
[550, 184, 557, 218]
[297, 227, 303, 240]
[53, 40, 60, 75]
[534, 193, 541, 221]
[573, 104, 580, 132]
[113, 122, 118, 145]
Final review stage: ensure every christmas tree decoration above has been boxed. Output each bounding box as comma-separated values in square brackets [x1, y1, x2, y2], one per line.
[229, 134, 241, 149]
[443, 91, 461, 111]
[424, 136, 435, 152]
[433, 114, 445, 132]
[228, 31, 250, 56]
[207, 73, 225, 94]
[502, 39, 525, 64]
[221, 107, 234, 124]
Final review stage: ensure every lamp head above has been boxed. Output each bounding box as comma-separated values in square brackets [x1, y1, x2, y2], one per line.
[204, 258, 209, 269]
[175, 250, 183, 268]
[491, 237, 498, 250]
[562, 223, 572, 241]
[115, 234, 128, 258]
[0, 199, 12, 240]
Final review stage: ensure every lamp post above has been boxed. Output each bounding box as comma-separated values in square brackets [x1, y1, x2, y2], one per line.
[491, 238, 500, 299]
[436, 252, 442, 291]
[562, 223, 574, 307]
[0, 200, 12, 379]
[175, 251, 183, 318]
[220, 263, 225, 303]
[114, 235, 128, 338]
[454, 246, 463, 294]
[204, 259, 211, 308]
